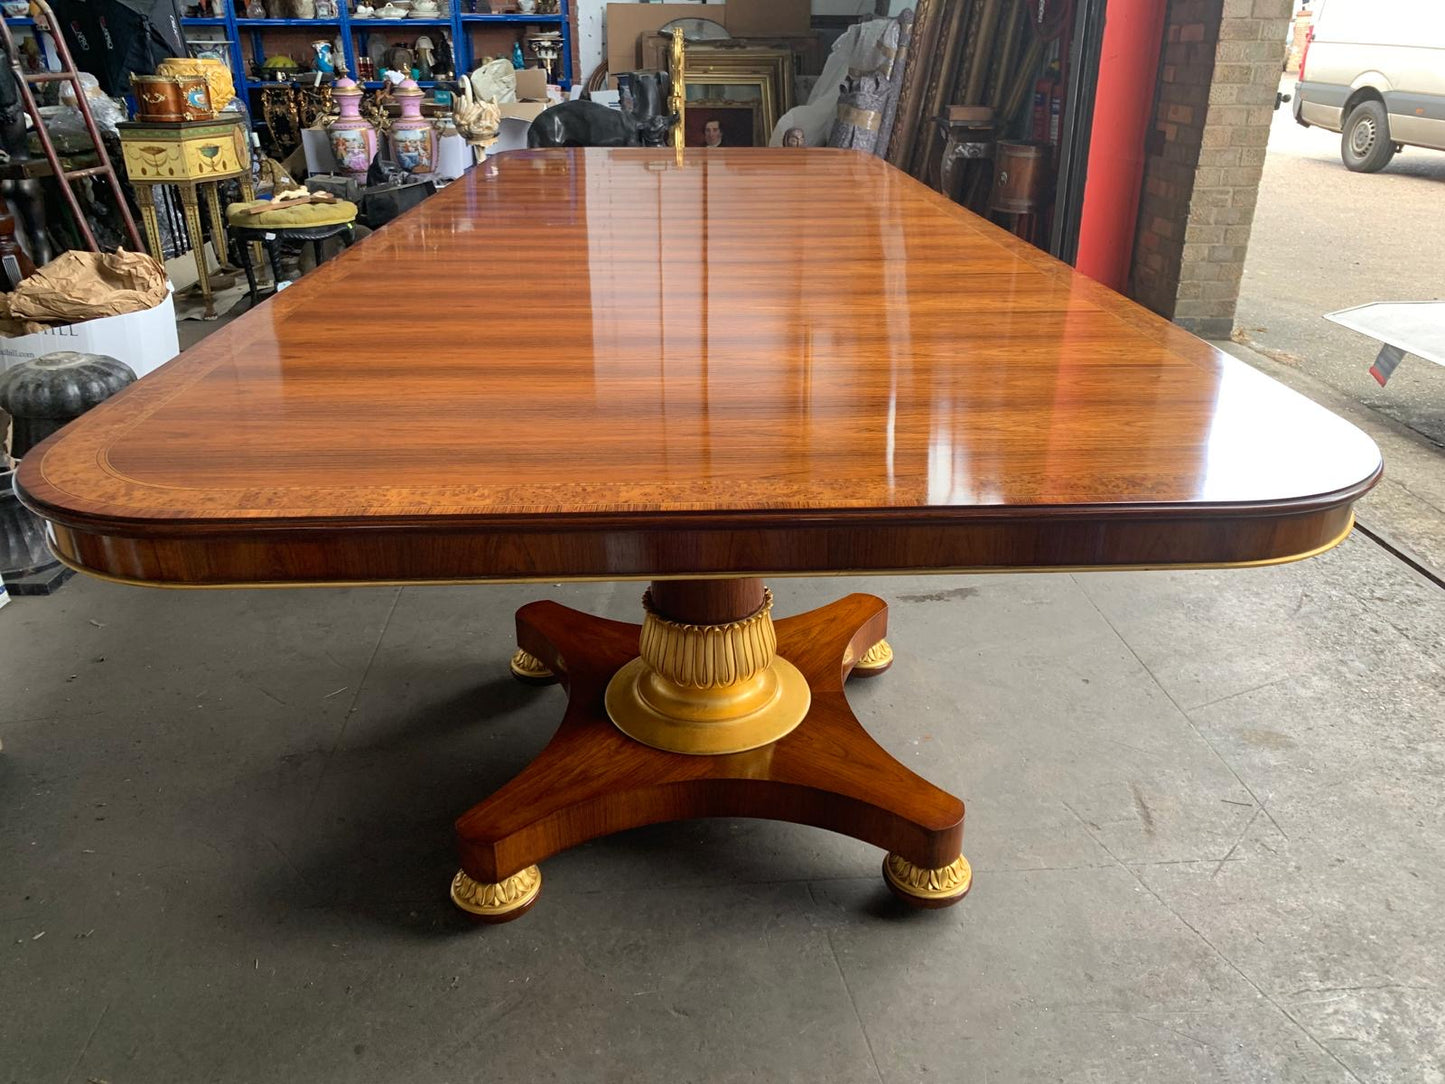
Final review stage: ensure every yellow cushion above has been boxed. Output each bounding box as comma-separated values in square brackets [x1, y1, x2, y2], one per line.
[226, 199, 358, 228]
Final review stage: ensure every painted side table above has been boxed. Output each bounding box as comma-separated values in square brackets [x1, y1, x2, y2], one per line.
[117, 118, 254, 320]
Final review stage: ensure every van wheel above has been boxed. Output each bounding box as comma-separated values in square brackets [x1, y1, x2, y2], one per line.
[1341, 100, 1395, 172]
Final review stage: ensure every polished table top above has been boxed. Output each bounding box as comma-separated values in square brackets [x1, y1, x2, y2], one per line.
[18, 149, 1382, 585]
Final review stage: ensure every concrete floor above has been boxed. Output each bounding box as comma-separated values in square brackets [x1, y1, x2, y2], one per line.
[3, 533, 1443, 1082]
[1236, 78, 1445, 447]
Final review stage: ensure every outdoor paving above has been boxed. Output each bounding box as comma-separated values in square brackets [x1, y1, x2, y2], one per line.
[2, 532, 1442, 1082]
[1236, 77, 1445, 448]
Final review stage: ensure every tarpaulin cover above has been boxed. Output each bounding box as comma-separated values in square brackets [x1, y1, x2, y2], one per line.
[51, 0, 186, 96]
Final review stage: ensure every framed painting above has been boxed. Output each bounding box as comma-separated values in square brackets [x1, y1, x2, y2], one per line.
[684, 99, 765, 148]
[671, 46, 794, 140]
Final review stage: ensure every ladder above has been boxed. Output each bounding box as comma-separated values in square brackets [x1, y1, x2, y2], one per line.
[0, 0, 143, 253]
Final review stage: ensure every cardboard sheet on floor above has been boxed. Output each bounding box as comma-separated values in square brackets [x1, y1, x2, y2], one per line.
[166, 245, 250, 323]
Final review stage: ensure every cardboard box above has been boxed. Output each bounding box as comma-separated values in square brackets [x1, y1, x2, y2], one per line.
[498, 66, 551, 123]
[0, 290, 179, 380]
[725, 0, 808, 37]
[498, 102, 550, 123]
[485, 116, 533, 154]
[607, 3, 719, 76]
[607, 0, 809, 75]
[301, 128, 340, 175]
[514, 66, 548, 100]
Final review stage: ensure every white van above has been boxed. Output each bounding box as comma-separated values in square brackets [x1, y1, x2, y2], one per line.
[1292, 0, 1445, 171]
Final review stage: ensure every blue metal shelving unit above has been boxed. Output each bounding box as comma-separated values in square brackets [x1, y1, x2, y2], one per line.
[455, 7, 571, 91]
[3, 14, 60, 68]
[181, 6, 246, 96]
[4, 4, 572, 152]
[353, 17, 452, 26]
[459, 13, 562, 23]
[177, 1, 574, 105]
[236, 16, 341, 25]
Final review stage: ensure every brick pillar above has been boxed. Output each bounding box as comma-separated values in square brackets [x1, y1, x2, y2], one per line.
[1126, 0, 1293, 339]
[1127, 0, 1221, 319]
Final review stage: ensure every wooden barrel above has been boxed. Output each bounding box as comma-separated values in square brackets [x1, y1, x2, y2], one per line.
[989, 140, 1051, 214]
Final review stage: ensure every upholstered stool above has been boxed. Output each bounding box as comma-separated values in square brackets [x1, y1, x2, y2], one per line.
[227, 198, 359, 305]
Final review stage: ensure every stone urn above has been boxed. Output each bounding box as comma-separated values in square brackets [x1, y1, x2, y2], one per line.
[327, 77, 379, 181]
[389, 78, 437, 174]
[0, 351, 136, 458]
[0, 465, 55, 577]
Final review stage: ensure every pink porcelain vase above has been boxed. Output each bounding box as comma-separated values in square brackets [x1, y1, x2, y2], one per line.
[389, 78, 437, 174]
[327, 77, 378, 180]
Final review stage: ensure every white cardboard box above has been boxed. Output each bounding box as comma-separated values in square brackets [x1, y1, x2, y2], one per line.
[302, 127, 340, 175]
[0, 290, 180, 380]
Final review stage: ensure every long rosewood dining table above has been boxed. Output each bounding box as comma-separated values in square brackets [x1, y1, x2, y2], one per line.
[18, 148, 1382, 922]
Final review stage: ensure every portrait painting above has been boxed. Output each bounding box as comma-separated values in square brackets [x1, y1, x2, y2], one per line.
[684, 101, 762, 148]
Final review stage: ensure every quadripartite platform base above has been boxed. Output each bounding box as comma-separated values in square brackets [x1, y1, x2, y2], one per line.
[451, 587, 968, 923]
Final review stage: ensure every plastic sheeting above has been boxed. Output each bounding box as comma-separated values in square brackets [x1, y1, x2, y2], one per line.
[768, 19, 896, 148]
[50, 0, 186, 96]
[468, 59, 519, 105]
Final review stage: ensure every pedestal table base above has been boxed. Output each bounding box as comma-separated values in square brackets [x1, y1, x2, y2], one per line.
[451, 583, 969, 923]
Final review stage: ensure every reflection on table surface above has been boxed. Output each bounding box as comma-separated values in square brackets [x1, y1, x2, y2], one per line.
[26, 149, 1381, 523]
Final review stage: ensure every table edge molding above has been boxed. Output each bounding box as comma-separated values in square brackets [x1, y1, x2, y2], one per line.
[41, 503, 1363, 588]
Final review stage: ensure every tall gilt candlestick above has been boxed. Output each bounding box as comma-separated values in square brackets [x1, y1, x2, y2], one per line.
[670, 27, 685, 162]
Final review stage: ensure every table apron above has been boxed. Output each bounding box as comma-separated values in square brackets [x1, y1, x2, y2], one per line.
[45, 504, 1358, 587]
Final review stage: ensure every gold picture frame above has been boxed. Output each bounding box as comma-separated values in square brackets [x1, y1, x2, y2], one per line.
[667, 44, 794, 143]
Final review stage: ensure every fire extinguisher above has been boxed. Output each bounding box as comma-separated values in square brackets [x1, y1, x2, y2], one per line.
[1031, 72, 1052, 142]
[1049, 75, 1064, 144]
[1032, 60, 1064, 144]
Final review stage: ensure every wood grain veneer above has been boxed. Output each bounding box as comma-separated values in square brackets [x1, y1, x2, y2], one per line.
[17, 149, 1381, 585]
